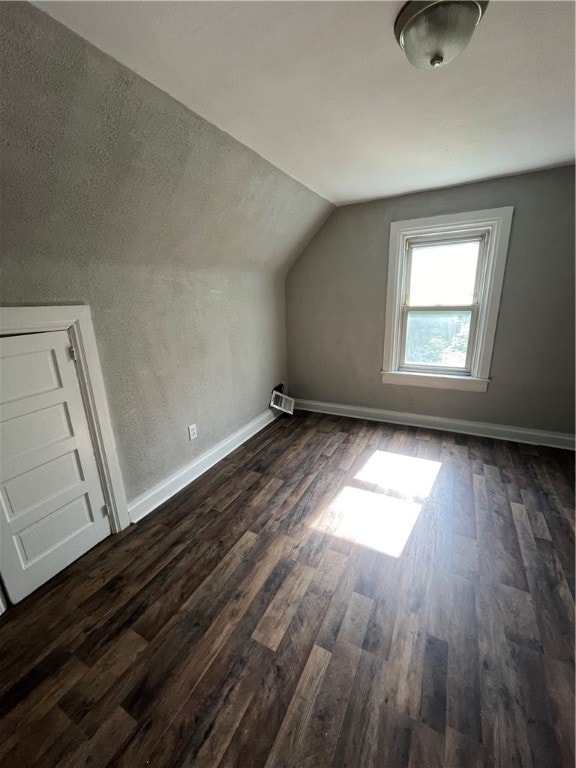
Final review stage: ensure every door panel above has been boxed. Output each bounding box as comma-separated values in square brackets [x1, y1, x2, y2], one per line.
[16, 494, 94, 564]
[0, 331, 111, 603]
[1, 401, 73, 459]
[1, 346, 62, 403]
[2, 450, 83, 520]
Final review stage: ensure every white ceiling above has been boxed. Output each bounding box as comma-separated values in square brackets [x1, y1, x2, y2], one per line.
[36, 1, 575, 204]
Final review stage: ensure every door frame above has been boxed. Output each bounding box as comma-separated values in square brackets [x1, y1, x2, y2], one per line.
[0, 305, 130, 533]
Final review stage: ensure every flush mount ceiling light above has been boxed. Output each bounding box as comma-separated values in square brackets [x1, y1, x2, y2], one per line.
[394, 1, 488, 70]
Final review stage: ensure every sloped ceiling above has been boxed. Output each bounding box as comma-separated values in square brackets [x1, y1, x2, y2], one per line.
[35, 1, 575, 204]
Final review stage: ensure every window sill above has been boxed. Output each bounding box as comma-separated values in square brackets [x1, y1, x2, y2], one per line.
[381, 371, 489, 391]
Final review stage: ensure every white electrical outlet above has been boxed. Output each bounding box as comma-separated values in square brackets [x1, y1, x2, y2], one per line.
[188, 424, 197, 440]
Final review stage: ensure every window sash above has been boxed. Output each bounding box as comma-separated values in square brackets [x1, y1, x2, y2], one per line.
[404, 235, 485, 308]
[396, 235, 487, 375]
[399, 305, 479, 374]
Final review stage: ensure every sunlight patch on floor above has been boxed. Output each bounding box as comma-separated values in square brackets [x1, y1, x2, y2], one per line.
[354, 450, 442, 502]
[315, 451, 442, 557]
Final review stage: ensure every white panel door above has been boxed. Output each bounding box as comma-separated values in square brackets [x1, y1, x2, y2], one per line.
[0, 331, 111, 603]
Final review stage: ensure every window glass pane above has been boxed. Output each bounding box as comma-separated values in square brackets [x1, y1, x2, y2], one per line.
[404, 311, 471, 368]
[408, 240, 479, 306]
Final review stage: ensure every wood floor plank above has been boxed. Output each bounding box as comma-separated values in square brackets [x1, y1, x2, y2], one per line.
[59, 629, 148, 725]
[482, 464, 530, 592]
[426, 570, 451, 643]
[193, 682, 255, 768]
[70, 538, 206, 664]
[0, 413, 572, 768]
[511, 501, 575, 665]
[0, 608, 92, 699]
[140, 607, 276, 767]
[31, 720, 86, 768]
[521, 488, 552, 541]
[133, 528, 260, 642]
[446, 574, 482, 743]
[375, 704, 413, 768]
[1, 705, 71, 767]
[264, 643, 332, 768]
[444, 726, 483, 768]
[475, 579, 534, 768]
[284, 471, 342, 563]
[511, 642, 563, 768]
[309, 547, 349, 598]
[419, 634, 448, 735]
[451, 444, 477, 539]
[252, 561, 316, 651]
[115, 538, 292, 766]
[534, 537, 575, 661]
[76, 516, 193, 619]
[282, 639, 362, 767]
[543, 657, 575, 768]
[496, 581, 543, 653]
[408, 720, 445, 768]
[55, 706, 137, 768]
[331, 649, 387, 768]
[0, 649, 87, 741]
[217, 589, 333, 768]
[337, 590, 373, 648]
[362, 592, 397, 658]
[383, 606, 427, 720]
[450, 532, 479, 581]
[0, 647, 79, 719]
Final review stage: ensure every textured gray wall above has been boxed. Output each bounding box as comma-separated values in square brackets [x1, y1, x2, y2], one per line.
[287, 166, 575, 434]
[0, 3, 332, 500]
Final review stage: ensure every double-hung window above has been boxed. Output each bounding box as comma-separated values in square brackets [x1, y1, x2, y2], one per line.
[382, 208, 513, 391]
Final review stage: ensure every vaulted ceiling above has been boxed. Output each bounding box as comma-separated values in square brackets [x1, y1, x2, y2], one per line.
[36, 1, 575, 204]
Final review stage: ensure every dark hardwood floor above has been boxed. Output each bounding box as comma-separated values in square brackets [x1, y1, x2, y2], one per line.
[0, 411, 574, 767]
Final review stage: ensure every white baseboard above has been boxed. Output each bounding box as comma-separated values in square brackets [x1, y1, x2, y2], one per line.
[128, 410, 277, 523]
[295, 399, 575, 451]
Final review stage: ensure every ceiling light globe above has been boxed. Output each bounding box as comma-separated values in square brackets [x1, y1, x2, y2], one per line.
[395, 1, 488, 70]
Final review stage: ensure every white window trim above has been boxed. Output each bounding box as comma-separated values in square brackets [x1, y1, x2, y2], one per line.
[382, 207, 514, 391]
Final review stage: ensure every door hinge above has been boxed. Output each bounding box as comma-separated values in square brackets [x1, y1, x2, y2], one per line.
[102, 504, 111, 517]
[68, 345, 78, 362]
